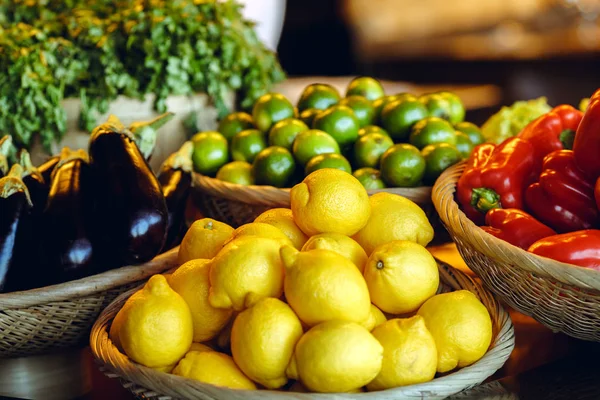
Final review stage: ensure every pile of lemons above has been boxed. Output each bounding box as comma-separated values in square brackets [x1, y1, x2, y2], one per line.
[109, 168, 493, 393]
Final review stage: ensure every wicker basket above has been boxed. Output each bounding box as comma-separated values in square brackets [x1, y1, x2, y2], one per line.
[90, 259, 515, 400]
[192, 173, 437, 229]
[432, 162, 600, 342]
[0, 247, 179, 359]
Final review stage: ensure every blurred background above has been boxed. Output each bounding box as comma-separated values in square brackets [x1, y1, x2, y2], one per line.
[267, 0, 600, 124]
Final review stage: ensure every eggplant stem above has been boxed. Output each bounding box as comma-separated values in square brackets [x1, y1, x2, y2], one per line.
[0, 164, 33, 206]
[53, 148, 89, 178]
[130, 112, 175, 134]
[129, 113, 175, 160]
[0, 156, 7, 177]
[162, 141, 193, 173]
[17, 149, 41, 180]
[0, 135, 13, 157]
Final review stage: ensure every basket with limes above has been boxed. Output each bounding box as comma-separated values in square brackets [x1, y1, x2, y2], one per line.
[189, 77, 484, 227]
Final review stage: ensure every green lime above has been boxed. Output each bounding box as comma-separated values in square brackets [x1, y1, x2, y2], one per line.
[299, 108, 322, 127]
[339, 95, 376, 127]
[380, 144, 426, 187]
[292, 129, 341, 166]
[216, 161, 254, 185]
[346, 77, 385, 101]
[252, 146, 296, 188]
[353, 167, 386, 190]
[409, 117, 457, 150]
[419, 93, 452, 120]
[191, 131, 229, 176]
[312, 105, 360, 150]
[305, 153, 352, 175]
[455, 131, 474, 159]
[358, 125, 389, 137]
[381, 99, 429, 143]
[455, 121, 484, 146]
[437, 91, 466, 124]
[230, 129, 267, 163]
[268, 118, 309, 151]
[217, 112, 255, 142]
[421, 143, 462, 184]
[373, 93, 417, 122]
[353, 132, 394, 169]
[297, 84, 341, 112]
[252, 93, 295, 132]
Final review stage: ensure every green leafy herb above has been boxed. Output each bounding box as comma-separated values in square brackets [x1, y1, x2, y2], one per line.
[0, 0, 285, 152]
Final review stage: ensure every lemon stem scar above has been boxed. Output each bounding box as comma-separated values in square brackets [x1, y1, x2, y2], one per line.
[205, 221, 214, 230]
[376, 261, 384, 270]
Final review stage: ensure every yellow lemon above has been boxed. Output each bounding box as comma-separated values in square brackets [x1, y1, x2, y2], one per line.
[301, 232, 368, 273]
[360, 304, 387, 332]
[417, 290, 493, 373]
[153, 364, 176, 373]
[109, 310, 125, 352]
[172, 351, 257, 390]
[367, 316, 437, 391]
[209, 236, 285, 311]
[178, 218, 234, 264]
[353, 192, 434, 255]
[254, 208, 309, 249]
[189, 342, 214, 353]
[281, 246, 371, 327]
[117, 275, 193, 368]
[169, 259, 233, 342]
[364, 240, 439, 314]
[290, 168, 371, 236]
[228, 222, 294, 247]
[286, 320, 383, 393]
[231, 298, 303, 389]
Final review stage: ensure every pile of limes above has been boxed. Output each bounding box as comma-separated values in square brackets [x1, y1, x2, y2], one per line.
[110, 169, 493, 393]
[190, 77, 484, 189]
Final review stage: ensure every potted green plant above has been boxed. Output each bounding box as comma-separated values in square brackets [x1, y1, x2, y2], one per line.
[0, 0, 285, 169]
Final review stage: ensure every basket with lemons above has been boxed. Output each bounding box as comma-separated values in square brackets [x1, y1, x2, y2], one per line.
[189, 77, 482, 228]
[92, 168, 514, 399]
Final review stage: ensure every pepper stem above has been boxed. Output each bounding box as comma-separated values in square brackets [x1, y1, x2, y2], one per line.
[559, 129, 575, 150]
[0, 164, 33, 206]
[129, 112, 175, 160]
[470, 187, 502, 214]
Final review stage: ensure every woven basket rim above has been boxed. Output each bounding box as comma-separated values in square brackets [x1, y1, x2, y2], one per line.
[432, 161, 600, 292]
[90, 258, 515, 400]
[0, 247, 179, 310]
[193, 172, 433, 207]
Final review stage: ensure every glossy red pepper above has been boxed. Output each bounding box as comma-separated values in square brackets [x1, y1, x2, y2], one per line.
[480, 208, 556, 250]
[456, 138, 535, 225]
[595, 177, 600, 211]
[518, 104, 582, 175]
[573, 88, 600, 179]
[528, 230, 600, 271]
[525, 150, 598, 233]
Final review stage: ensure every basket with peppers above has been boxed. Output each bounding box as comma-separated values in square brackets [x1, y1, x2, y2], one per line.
[456, 93, 600, 272]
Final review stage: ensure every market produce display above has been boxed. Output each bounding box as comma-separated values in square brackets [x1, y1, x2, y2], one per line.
[0, 115, 192, 293]
[189, 77, 485, 189]
[456, 90, 600, 271]
[109, 168, 494, 393]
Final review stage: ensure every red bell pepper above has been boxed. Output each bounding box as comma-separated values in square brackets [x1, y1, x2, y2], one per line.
[596, 177, 600, 211]
[525, 150, 598, 233]
[480, 208, 556, 250]
[518, 104, 582, 175]
[528, 230, 600, 271]
[573, 88, 600, 179]
[456, 138, 535, 225]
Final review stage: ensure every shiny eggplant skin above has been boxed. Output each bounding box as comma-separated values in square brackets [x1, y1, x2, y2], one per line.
[88, 120, 168, 266]
[158, 167, 192, 250]
[41, 157, 96, 283]
[0, 191, 29, 292]
[38, 156, 60, 183]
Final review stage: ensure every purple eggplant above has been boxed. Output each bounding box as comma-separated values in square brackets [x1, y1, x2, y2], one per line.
[0, 135, 12, 179]
[88, 115, 168, 267]
[0, 165, 33, 292]
[18, 149, 48, 216]
[41, 149, 96, 283]
[158, 141, 193, 250]
[38, 156, 60, 184]
[129, 112, 174, 162]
